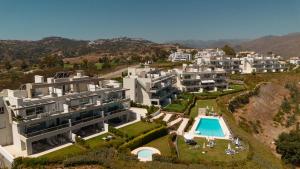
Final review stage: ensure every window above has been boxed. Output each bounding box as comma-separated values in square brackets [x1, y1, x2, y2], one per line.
[26, 108, 35, 116]
[0, 107, 4, 114]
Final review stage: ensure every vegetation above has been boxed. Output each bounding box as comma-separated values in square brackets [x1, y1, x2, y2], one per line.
[118, 121, 162, 139]
[276, 130, 300, 165]
[222, 45, 236, 56]
[163, 93, 194, 113]
[177, 136, 249, 164]
[119, 126, 168, 150]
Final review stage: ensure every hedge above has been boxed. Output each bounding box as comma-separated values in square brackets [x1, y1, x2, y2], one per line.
[119, 126, 168, 150]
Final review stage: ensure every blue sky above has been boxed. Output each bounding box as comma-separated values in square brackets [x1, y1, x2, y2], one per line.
[0, 0, 299, 42]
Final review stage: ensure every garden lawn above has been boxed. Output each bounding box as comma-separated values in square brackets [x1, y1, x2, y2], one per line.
[144, 135, 171, 156]
[41, 132, 123, 160]
[163, 93, 193, 113]
[41, 143, 85, 160]
[64, 63, 74, 69]
[194, 84, 245, 97]
[95, 63, 103, 70]
[177, 136, 249, 163]
[119, 121, 161, 138]
[190, 99, 219, 118]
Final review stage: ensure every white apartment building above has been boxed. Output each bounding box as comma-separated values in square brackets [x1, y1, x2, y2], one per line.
[196, 55, 242, 74]
[289, 57, 300, 65]
[168, 52, 192, 62]
[175, 64, 228, 92]
[123, 67, 177, 107]
[195, 48, 225, 58]
[240, 54, 287, 73]
[0, 71, 136, 158]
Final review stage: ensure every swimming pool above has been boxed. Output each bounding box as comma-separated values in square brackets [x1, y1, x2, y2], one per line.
[138, 149, 154, 159]
[195, 118, 225, 137]
[131, 147, 161, 161]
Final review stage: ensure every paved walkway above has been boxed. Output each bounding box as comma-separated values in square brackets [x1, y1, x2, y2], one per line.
[176, 118, 190, 135]
[167, 118, 182, 127]
[151, 112, 164, 120]
[163, 113, 173, 122]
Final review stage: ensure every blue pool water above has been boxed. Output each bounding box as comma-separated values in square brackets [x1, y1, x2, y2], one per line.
[195, 118, 225, 137]
[138, 149, 153, 159]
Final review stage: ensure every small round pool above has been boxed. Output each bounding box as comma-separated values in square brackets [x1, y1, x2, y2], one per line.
[138, 149, 154, 159]
[131, 147, 161, 161]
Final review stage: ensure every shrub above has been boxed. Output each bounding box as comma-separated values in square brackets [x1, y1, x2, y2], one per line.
[119, 126, 168, 150]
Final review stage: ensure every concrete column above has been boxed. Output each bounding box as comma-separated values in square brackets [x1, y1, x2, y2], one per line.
[214, 87, 217, 92]
[68, 119, 72, 140]
[199, 88, 203, 93]
[104, 123, 109, 132]
[26, 140, 33, 155]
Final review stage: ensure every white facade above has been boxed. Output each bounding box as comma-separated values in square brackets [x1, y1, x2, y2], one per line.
[0, 71, 135, 157]
[175, 64, 228, 92]
[196, 55, 242, 74]
[195, 48, 225, 58]
[123, 67, 177, 107]
[240, 54, 287, 73]
[289, 57, 300, 65]
[168, 52, 192, 62]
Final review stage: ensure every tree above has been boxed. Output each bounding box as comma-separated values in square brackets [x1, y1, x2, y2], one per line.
[4, 60, 12, 70]
[20, 60, 29, 70]
[276, 130, 300, 165]
[222, 45, 236, 56]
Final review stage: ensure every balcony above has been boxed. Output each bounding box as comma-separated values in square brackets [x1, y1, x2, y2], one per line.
[23, 123, 70, 138]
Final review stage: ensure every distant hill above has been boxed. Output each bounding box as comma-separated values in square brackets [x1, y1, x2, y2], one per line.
[168, 33, 300, 58]
[167, 39, 248, 49]
[238, 33, 300, 58]
[0, 37, 175, 63]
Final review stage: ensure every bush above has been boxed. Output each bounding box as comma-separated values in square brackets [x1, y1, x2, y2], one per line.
[119, 126, 168, 150]
[228, 83, 265, 112]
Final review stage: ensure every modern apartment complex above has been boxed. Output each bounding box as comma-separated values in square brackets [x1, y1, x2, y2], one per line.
[195, 48, 225, 58]
[175, 64, 228, 92]
[196, 55, 242, 74]
[123, 67, 177, 107]
[289, 57, 300, 65]
[0, 71, 136, 157]
[168, 52, 192, 62]
[240, 54, 287, 73]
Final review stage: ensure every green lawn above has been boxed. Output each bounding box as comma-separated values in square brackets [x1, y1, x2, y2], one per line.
[41, 143, 85, 160]
[95, 63, 103, 70]
[144, 135, 172, 156]
[41, 132, 123, 160]
[119, 121, 162, 138]
[194, 84, 245, 97]
[190, 99, 219, 118]
[64, 63, 74, 69]
[163, 93, 193, 113]
[177, 136, 249, 163]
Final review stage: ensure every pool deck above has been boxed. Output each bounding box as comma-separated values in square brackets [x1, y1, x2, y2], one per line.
[131, 147, 161, 162]
[189, 115, 232, 140]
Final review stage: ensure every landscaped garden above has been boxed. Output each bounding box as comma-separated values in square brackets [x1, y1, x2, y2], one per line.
[177, 136, 249, 163]
[119, 121, 162, 138]
[189, 99, 220, 118]
[163, 93, 194, 112]
[144, 135, 172, 156]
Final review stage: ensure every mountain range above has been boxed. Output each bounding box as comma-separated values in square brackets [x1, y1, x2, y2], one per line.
[0, 32, 299, 63]
[169, 32, 300, 58]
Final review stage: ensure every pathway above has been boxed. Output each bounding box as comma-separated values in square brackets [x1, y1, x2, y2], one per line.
[163, 113, 173, 122]
[176, 118, 190, 135]
[151, 112, 164, 120]
[167, 118, 182, 127]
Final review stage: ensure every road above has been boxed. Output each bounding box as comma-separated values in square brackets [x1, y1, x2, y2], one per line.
[101, 64, 140, 79]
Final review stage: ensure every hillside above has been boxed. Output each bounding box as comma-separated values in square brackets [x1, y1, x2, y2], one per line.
[0, 37, 175, 63]
[238, 33, 300, 58]
[168, 32, 300, 58]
